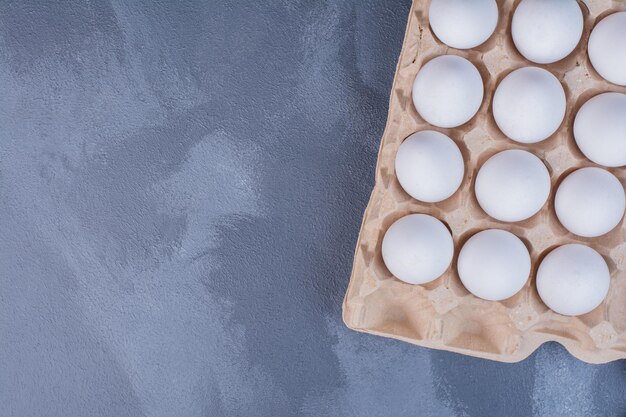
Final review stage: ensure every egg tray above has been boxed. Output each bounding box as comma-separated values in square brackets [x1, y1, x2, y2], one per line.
[342, 0, 626, 363]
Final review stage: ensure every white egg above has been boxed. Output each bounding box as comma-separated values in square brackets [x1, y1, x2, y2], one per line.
[412, 55, 484, 128]
[429, 0, 499, 49]
[512, 0, 583, 64]
[574, 93, 626, 167]
[475, 150, 551, 222]
[457, 229, 530, 301]
[382, 214, 453, 285]
[537, 244, 610, 316]
[589, 12, 626, 86]
[555, 167, 625, 237]
[395, 131, 464, 203]
[492, 67, 566, 143]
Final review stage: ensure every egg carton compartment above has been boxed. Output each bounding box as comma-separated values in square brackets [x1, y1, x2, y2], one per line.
[342, 0, 626, 363]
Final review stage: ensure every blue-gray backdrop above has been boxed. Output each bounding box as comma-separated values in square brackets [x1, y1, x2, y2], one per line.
[0, 1, 624, 416]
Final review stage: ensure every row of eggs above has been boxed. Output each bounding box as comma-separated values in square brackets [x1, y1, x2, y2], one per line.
[397, 133, 626, 237]
[382, 214, 609, 317]
[414, 58, 626, 167]
[428, 0, 626, 86]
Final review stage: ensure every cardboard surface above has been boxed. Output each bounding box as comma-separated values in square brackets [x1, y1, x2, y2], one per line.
[343, 0, 626, 363]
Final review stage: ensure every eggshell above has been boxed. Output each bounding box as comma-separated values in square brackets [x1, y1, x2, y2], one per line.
[381, 214, 453, 285]
[457, 229, 530, 301]
[429, 0, 499, 49]
[537, 244, 610, 316]
[555, 167, 625, 237]
[395, 130, 464, 203]
[492, 67, 566, 143]
[412, 55, 484, 128]
[574, 92, 626, 167]
[475, 150, 551, 222]
[512, 0, 583, 64]
[589, 12, 626, 86]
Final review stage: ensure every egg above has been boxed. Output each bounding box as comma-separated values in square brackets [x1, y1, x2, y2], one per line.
[512, 0, 583, 64]
[492, 67, 566, 143]
[537, 244, 610, 316]
[457, 229, 530, 301]
[555, 167, 625, 237]
[395, 131, 464, 203]
[381, 214, 453, 285]
[412, 55, 484, 128]
[589, 12, 626, 86]
[428, 0, 499, 49]
[574, 93, 626, 167]
[475, 150, 551, 222]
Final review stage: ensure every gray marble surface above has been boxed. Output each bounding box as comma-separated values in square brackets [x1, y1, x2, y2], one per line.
[0, 1, 624, 416]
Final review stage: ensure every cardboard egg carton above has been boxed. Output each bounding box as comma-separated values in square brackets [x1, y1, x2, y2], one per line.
[343, 0, 626, 363]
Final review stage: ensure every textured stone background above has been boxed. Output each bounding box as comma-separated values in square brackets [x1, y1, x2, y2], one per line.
[0, 1, 624, 416]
